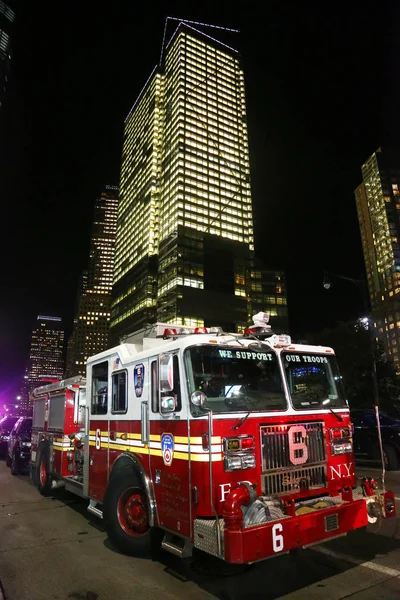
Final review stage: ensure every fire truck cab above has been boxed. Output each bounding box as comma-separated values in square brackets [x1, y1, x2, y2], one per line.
[30, 316, 396, 564]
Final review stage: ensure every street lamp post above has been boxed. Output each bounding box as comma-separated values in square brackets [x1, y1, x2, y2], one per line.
[323, 271, 385, 487]
[322, 272, 379, 407]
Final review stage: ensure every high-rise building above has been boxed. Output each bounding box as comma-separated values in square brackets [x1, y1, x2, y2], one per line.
[0, 1, 15, 108]
[24, 316, 64, 405]
[65, 186, 118, 376]
[110, 19, 288, 341]
[355, 147, 400, 370]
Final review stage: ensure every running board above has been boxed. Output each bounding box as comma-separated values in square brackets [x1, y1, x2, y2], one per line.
[65, 479, 84, 497]
[161, 533, 192, 558]
[87, 499, 103, 520]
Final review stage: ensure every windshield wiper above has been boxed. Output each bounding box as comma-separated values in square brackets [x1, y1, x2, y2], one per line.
[232, 412, 250, 430]
[322, 399, 343, 422]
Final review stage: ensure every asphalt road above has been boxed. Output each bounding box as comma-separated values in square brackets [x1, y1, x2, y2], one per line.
[1, 462, 400, 600]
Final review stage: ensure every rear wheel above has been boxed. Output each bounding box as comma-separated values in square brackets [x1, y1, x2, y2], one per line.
[383, 445, 399, 471]
[103, 471, 156, 556]
[10, 452, 19, 476]
[37, 450, 52, 496]
[5, 454, 11, 467]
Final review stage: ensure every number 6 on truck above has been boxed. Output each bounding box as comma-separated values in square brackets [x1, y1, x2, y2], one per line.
[272, 523, 284, 552]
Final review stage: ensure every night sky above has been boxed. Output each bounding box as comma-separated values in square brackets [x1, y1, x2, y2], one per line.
[1, 2, 399, 400]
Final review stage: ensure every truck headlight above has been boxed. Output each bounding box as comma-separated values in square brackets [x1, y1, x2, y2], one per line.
[224, 453, 256, 471]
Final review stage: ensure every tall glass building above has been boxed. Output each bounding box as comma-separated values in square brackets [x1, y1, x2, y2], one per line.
[66, 186, 119, 376]
[24, 316, 65, 405]
[111, 20, 287, 341]
[355, 147, 400, 370]
[0, 0, 15, 107]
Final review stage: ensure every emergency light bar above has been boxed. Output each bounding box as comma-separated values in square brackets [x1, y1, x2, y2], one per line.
[161, 325, 222, 338]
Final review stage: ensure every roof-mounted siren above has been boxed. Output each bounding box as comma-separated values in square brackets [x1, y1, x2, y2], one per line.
[244, 312, 291, 346]
[244, 312, 272, 338]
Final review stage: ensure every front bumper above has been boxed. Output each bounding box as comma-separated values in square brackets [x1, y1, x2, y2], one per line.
[223, 488, 396, 564]
[224, 498, 367, 563]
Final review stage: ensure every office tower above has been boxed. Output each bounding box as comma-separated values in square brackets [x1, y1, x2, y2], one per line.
[355, 147, 400, 369]
[26, 316, 64, 399]
[110, 19, 288, 342]
[0, 1, 15, 107]
[66, 186, 118, 376]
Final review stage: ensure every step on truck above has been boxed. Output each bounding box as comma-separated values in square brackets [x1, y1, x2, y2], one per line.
[29, 314, 396, 563]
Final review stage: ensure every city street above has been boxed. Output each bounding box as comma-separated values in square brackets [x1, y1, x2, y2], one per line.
[1, 461, 400, 600]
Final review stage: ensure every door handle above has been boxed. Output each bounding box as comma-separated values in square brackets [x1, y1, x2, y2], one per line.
[141, 401, 149, 444]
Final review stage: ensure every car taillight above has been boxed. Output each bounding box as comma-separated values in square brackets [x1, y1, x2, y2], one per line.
[223, 436, 256, 472]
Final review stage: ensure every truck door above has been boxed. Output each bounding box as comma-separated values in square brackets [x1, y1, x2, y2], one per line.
[148, 352, 191, 537]
[107, 362, 147, 477]
[88, 360, 110, 501]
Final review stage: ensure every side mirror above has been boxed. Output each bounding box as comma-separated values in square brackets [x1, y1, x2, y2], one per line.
[160, 354, 174, 392]
[160, 396, 177, 414]
[191, 390, 207, 408]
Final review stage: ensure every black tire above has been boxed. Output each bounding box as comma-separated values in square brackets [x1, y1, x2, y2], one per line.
[10, 452, 19, 476]
[383, 445, 399, 471]
[5, 454, 11, 468]
[37, 449, 52, 496]
[103, 468, 157, 556]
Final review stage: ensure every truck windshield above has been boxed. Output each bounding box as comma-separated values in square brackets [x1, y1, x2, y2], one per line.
[185, 345, 287, 413]
[282, 352, 348, 410]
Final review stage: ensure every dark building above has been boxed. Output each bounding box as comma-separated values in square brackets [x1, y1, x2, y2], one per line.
[0, 1, 15, 107]
[22, 316, 64, 406]
[110, 20, 287, 342]
[66, 186, 118, 376]
[355, 147, 400, 370]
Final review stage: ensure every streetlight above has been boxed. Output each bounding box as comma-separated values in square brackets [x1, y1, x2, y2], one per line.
[323, 271, 385, 485]
[322, 271, 379, 406]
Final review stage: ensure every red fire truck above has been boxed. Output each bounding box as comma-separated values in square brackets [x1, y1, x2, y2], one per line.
[30, 315, 396, 564]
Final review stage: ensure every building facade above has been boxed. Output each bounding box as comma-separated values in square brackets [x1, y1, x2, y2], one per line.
[23, 316, 64, 405]
[110, 21, 287, 342]
[0, 0, 15, 108]
[65, 186, 118, 376]
[355, 147, 400, 370]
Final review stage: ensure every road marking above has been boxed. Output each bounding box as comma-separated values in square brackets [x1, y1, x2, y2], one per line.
[395, 496, 400, 501]
[312, 545, 400, 577]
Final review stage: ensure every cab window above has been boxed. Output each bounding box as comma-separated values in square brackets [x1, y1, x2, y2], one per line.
[112, 372, 127, 414]
[91, 361, 109, 415]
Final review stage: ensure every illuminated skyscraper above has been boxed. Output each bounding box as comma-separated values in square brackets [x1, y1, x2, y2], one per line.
[355, 147, 400, 369]
[0, 1, 15, 107]
[66, 186, 118, 376]
[25, 316, 64, 402]
[111, 19, 287, 340]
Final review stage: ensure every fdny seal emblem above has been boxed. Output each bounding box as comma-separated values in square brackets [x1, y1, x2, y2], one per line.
[161, 433, 174, 466]
[134, 363, 144, 397]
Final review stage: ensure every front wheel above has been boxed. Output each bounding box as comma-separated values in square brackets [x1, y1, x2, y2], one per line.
[10, 452, 19, 476]
[103, 472, 156, 556]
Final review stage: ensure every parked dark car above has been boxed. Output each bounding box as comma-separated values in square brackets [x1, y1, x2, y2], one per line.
[6, 416, 32, 475]
[351, 408, 400, 470]
[0, 415, 19, 457]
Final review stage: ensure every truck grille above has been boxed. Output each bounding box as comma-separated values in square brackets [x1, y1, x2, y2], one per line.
[261, 422, 326, 496]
